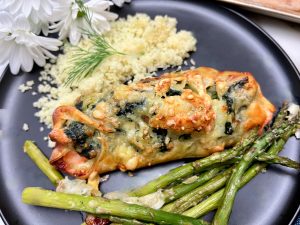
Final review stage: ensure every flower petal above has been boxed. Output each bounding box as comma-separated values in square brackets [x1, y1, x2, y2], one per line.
[41, 47, 56, 59]
[0, 60, 8, 76]
[69, 22, 81, 45]
[111, 0, 124, 7]
[0, 40, 13, 64]
[101, 11, 118, 21]
[28, 47, 46, 66]
[32, 0, 40, 11]
[9, 45, 22, 74]
[35, 35, 62, 51]
[29, 10, 40, 24]
[22, 1, 33, 17]
[85, 0, 113, 11]
[20, 46, 34, 72]
[13, 15, 31, 31]
[0, 11, 13, 29]
[7, 0, 23, 15]
[41, 0, 53, 15]
[41, 23, 49, 36]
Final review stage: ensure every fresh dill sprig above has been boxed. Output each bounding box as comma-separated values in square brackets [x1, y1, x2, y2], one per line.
[64, 0, 121, 86]
[65, 35, 120, 86]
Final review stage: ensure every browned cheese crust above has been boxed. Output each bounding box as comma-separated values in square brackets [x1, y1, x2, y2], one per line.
[49, 67, 275, 178]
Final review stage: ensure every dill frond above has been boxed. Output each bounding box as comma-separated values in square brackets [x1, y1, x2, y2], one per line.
[64, 0, 122, 86]
[64, 35, 121, 86]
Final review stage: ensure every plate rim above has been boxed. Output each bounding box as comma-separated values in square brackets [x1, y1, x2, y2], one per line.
[0, 1, 299, 225]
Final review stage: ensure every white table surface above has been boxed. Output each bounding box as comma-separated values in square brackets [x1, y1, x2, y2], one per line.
[1, 11, 300, 225]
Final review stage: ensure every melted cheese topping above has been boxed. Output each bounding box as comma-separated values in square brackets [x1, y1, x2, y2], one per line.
[49, 67, 275, 178]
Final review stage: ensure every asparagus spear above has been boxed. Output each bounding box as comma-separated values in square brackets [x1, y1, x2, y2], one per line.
[272, 102, 289, 128]
[128, 130, 258, 197]
[162, 167, 233, 213]
[184, 152, 283, 218]
[256, 154, 300, 169]
[23, 140, 63, 186]
[22, 187, 208, 225]
[229, 153, 300, 170]
[212, 120, 295, 225]
[183, 125, 297, 218]
[162, 166, 226, 203]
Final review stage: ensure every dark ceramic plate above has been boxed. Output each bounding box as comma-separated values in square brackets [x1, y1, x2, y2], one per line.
[0, 1, 299, 225]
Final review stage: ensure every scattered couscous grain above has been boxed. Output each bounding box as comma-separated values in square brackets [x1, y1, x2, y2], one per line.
[190, 58, 196, 66]
[22, 123, 29, 131]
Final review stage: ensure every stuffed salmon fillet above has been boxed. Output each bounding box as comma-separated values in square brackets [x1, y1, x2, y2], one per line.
[49, 67, 275, 178]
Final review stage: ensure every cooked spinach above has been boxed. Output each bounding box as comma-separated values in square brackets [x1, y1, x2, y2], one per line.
[179, 134, 192, 141]
[166, 89, 182, 96]
[75, 101, 83, 111]
[153, 128, 168, 152]
[64, 122, 88, 145]
[224, 122, 234, 135]
[223, 94, 234, 113]
[80, 139, 101, 159]
[80, 149, 96, 159]
[228, 77, 249, 91]
[206, 85, 218, 100]
[222, 77, 248, 113]
[116, 101, 144, 116]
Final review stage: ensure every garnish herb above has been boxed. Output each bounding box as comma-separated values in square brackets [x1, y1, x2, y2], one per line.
[64, 0, 122, 86]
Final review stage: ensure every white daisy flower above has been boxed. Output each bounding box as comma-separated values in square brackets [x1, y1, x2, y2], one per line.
[0, 11, 62, 75]
[50, 0, 118, 45]
[0, 0, 55, 35]
[111, 0, 131, 7]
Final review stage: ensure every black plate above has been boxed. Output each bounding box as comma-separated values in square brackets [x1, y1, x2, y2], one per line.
[0, 1, 299, 225]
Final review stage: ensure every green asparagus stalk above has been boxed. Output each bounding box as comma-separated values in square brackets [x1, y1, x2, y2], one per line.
[212, 120, 293, 225]
[162, 166, 226, 203]
[22, 187, 208, 225]
[128, 130, 258, 197]
[183, 126, 297, 218]
[256, 154, 300, 169]
[23, 140, 63, 186]
[183, 189, 221, 218]
[272, 102, 289, 128]
[162, 167, 233, 213]
[183, 158, 271, 218]
[229, 153, 300, 169]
